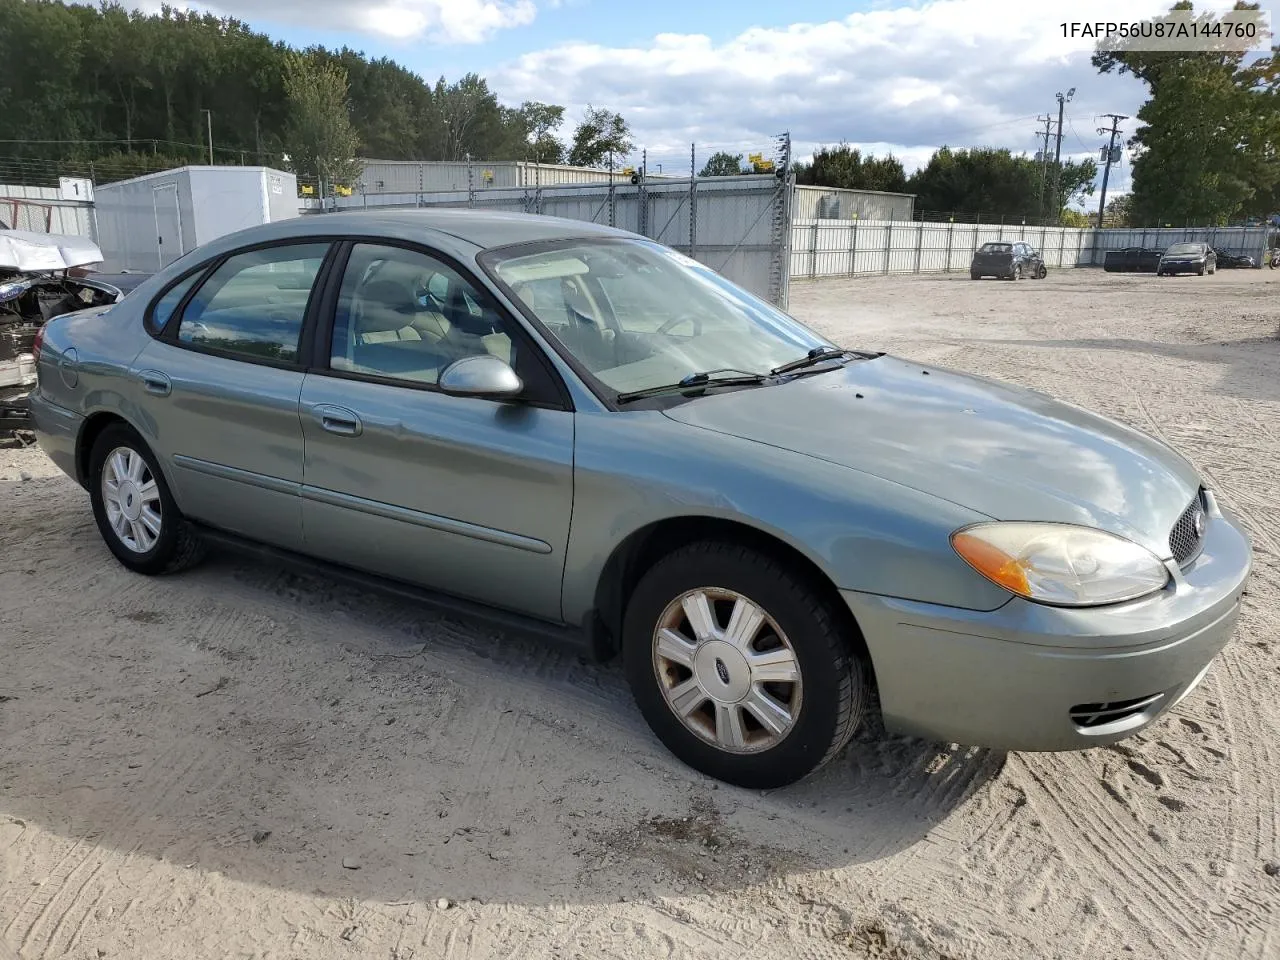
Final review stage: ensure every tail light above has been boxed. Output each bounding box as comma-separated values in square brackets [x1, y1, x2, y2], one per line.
[31, 325, 45, 363]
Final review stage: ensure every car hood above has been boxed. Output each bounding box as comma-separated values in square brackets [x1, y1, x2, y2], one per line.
[0, 231, 104, 272]
[662, 355, 1201, 557]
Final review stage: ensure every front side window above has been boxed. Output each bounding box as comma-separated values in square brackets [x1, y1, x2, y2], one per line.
[483, 239, 827, 396]
[329, 243, 515, 386]
[176, 243, 328, 362]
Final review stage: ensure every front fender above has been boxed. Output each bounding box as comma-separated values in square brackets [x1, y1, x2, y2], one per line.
[561, 409, 1013, 625]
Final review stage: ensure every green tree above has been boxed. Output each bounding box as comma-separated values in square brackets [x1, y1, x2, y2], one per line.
[699, 151, 746, 176]
[567, 106, 633, 168]
[1093, 1, 1278, 224]
[793, 145, 908, 193]
[517, 102, 565, 163]
[1101, 194, 1133, 226]
[906, 146, 1096, 220]
[281, 51, 361, 187]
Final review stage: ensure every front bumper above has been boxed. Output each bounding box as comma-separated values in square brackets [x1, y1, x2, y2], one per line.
[844, 500, 1252, 751]
[1159, 260, 1206, 274]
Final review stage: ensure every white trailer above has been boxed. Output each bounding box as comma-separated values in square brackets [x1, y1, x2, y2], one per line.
[94, 166, 299, 273]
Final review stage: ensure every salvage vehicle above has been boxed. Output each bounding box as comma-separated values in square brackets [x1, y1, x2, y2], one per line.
[1157, 242, 1216, 276]
[29, 210, 1252, 788]
[1, 232, 127, 432]
[1209, 249, 1256, 269]
[969, 241, 1046, 280]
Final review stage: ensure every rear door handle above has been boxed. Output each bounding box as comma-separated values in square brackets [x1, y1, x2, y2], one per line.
[313, 403, 362, 437]
[139, 370, 172, 396]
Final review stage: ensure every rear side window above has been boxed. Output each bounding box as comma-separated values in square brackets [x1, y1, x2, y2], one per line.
[176, 243, 329, 364]
[149, 270, 204, 334]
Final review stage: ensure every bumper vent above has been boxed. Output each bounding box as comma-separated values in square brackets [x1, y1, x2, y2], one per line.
[1169, 489, 1209, 566]
[1070, 693, 1165, 729]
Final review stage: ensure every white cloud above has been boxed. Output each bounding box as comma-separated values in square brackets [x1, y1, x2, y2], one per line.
[491, 0, 1258, 170]
[197, 0, 537, 43]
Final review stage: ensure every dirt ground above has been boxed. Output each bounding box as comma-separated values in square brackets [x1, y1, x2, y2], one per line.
[2, 267, 1278, 960]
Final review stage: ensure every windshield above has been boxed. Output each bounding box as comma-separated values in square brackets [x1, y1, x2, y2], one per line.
[1165, 243, 1202, 255]
[978, 242, 1012, 254]
[482, 239, 831, 396]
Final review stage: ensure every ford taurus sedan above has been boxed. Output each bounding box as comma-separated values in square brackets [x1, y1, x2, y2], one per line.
[29, 210, 1252, 788]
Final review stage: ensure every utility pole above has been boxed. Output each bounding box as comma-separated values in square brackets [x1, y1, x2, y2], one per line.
[1051, 88, 1075, 222]
[202, 109, 213, 165]
[1034, 116, 1053, 216]
[1096, 114, 1127, 228]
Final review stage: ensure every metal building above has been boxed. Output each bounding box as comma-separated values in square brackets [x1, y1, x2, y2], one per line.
[356, 160, 673, 196]
[792, 185, 915, 222]
[94, 166, 299, 272]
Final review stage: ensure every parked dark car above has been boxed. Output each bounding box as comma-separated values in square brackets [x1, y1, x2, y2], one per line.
[1102, 247, 1163, 273]
[1157, 242, 1216, 276]
[1209, 249, 1256, 269]
[969, 241, 1046, 280]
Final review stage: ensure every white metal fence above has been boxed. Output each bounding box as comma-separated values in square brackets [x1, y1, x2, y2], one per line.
[789, 218, 1272, 279]
[321, 174, 793, 306]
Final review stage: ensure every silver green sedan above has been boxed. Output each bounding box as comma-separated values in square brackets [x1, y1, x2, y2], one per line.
[28, 210, 1252, 788]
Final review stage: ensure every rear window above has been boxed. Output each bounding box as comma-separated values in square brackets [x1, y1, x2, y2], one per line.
[978, 243, 1012, 254]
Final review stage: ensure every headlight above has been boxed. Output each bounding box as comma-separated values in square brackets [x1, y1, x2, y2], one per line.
[951, 522, 1169, 606]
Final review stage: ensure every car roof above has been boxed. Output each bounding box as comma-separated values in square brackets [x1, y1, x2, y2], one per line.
[200, 208, 636, 259]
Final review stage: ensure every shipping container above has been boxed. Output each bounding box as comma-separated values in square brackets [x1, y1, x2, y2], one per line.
[94, 166, 299, 272]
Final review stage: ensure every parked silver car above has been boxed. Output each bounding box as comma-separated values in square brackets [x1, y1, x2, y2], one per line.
[29, 210, 1252, 787]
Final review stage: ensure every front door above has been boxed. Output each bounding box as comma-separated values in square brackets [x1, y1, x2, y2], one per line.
[152, 183, 183, 269]
[298, 241, 575, 622]
[131, 240, 333, 551]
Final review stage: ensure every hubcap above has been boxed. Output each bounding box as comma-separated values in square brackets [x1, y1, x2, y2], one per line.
[652, 587, 802, 754]
[101, 446, 162, 554]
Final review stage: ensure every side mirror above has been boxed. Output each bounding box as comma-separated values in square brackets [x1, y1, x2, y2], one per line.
[438, 354, 523, 399]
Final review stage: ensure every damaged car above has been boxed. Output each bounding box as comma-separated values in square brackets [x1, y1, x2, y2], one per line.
[1, 231, 128, 433]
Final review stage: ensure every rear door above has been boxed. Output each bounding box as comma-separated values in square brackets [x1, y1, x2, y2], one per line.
[131, 240, 334, 551]
[297, 241, 575, 621]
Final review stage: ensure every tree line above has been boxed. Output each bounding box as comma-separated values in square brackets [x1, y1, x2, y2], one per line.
[0, 0, 633, 182]
[701, 145, 1099, 222]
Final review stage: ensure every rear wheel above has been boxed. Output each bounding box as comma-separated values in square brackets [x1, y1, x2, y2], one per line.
[970, 272, 980, 280]
[623, 541, 869, 788]
[1007, 264, 1021, 281]
[88, 423, 205, 575]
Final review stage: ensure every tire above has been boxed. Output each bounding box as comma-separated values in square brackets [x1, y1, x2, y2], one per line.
[1007, 265, 1021, 281]
[970, 272, 980, 280]
[623, 540, 869, 788]
[1197, 264, 1205, 276]
[1036, 264, 1047, 279]
[88, 423, 205, 575]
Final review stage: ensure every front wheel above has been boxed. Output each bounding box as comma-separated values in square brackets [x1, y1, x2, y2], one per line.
[88, 423, 205, 575]
[1035, 263, 1047, 279]
[623, 541, 869, 788]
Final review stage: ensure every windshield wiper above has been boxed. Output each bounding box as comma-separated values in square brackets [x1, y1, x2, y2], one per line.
[770, 346, 851, 376]
[616, 368, 771, 404]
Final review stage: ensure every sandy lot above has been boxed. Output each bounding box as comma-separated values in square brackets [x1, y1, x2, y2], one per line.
[2, 267, 1278, 960]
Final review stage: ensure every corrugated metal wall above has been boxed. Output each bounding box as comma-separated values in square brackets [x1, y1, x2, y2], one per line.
[0, 184, 95, 238]
[318, 174, 791, 306]
[792, 185, 915, 222]
[790, 219, 1272, 278]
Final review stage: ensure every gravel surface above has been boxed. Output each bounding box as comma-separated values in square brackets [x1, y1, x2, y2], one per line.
[1, 267, 1277, 960]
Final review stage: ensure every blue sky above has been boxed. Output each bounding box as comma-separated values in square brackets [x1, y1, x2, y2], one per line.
[189, 0, 1278, 199]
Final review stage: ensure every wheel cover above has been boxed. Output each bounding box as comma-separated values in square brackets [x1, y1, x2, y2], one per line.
[652, 587, 803, 755]
[101, 446, 162, 554]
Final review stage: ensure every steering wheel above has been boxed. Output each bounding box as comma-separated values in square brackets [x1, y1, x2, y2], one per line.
[656, 313, 703, 336]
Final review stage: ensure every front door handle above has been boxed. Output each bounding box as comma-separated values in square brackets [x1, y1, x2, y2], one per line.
[313, 403, 362, 437]
[139, 370, 172, 396]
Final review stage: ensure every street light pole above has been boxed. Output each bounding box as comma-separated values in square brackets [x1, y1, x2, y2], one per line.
[202, 109, 213, 165]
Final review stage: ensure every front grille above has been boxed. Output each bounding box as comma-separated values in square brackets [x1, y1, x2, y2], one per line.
[1070, 693, 1165, 729]
[1169, 490, 1209, 566]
